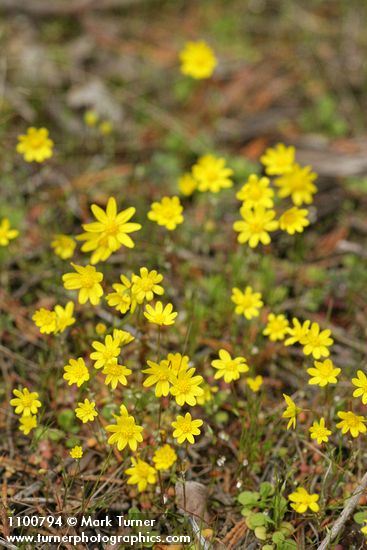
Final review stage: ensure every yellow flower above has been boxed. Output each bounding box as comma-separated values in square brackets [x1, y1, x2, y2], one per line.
[279, 207, 310, 235]
[309, 418, 331, 445]
[172, 412, 203, 444]
[95, 322, 107, 335]
[54, 301, 76, 333]
[142, 360, 175, 397]
[246, 375, 263, 393]
[144, 301, 177, 326]
[113, 328, 135, 346]
[282, 394, 301, 430]
[170, 367, 204, 406]
[288, 487, 319, 514]
[233, 206, 278, 248]
[260, 143, 295, 176]
[307, 359, 340, 387]
[166, 352, 190, 376]
[32, 308, 57, 334]
[336, 411, 366, 438]
[211, 349, 249, 384]
[106, 274, 137, 314]
[284, 318, 310, 346]
[147, 196, 184, 230]
[352, 370, 367, 405]
[10, 387, 41, 416]
[51, 234, 76, 259]
[263, 313, 289, 342]
[0, 218, 19, 246]
[125, 457, 157, 492]
[77, 197, 141, 264]
[99, 120, 113, 135]
[90, 334, 121, 370]
[132, 267, 164, 303]
[106, 405, 143, 452]
[196, 383, 218, 405]
[63, 357, 89, 387]
[70, 446, 83, 459]
[153, 444, 177, 471]
[103, 360, 131, 389]
[63, 263, 104, 305]
[75, 399, 98, 423]
[19, 414, 37, 435]
[361, 520, 367, 536]
[192, 154, 233, 193]
[16, 127, 54, 163]
[300, 322, 333, 359]
[231, 286, 263, 319]
[178, 173, 197, 196]
[179, 40, 217, 79]
[236, 175, 274, 209]
[84, 109, 99, 127]
[275, 164, 317, 206]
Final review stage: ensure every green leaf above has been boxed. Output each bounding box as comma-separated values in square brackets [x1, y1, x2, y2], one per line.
[254, 526, 268, 540]
[272, 531, 285, 544]
[354, 510, 367, 524]
[260, 482, 274, 499]
[238, 490, 260, 507]
[247, 512, 271, 529]
[280, 522, 294, 536]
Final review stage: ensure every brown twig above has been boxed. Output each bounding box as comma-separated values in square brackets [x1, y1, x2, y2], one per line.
[317, 470, 367, 550]
[0, 0, 155, 16]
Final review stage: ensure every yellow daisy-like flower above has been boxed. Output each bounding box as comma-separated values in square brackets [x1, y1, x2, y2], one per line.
[231, 286, 263, 319]
[336, 411, 367, 438]
[178, 173, 197, 196]
[70, 446, 83, 459]
[54, 301, 76, 333]
[179, 40, 217, 80]
[75, 399, 98, 423]
[192, 154, 233, 193]
[309, 418, 331, 445]
[142, 360, 175, 397]
[32, 308, 57, 334]
[125, 457, 157, 492]
[288, 487, 319, 514]
[275, 164, 317, 206]
[84, 109, 99, 127]
[260, 143, 295, 176]
[166, 352, 190, 376]
[300, 322, 333, 359]
[63, 263, 103, 306]
[103, 360, 132, 389]
[352, 370, 367, 405]
[63, 357, 89, 387]
[172, 412, 203, 444]
[51, 234, 76, 260]
[144, 301, 177, 326]
[90, 334, 121, 370]
[279, 207, 310, 235]
[99, 120, 113, 135]
[307, 359, 340, 387]
[263, 313, 289, 342]
[131, 267, 164, 303]
[284, 318, 310, 346]
[113, 328, 135, 346]
[77, 197, 141, 264]
[0, 218, 19, 246]
[10, 387, 41, 417]
[246, 375, 263, 393]
[153, 444, 177, 471]
[361, 520, 367, 537]
[106, 274, 137, 314]
[16, 127, 54, 163]
[196, 383, 218, 405]
[147, 196, 184, 230]
[95, 322, 107, 335]
[170, 367, 204, 406]
[236, 175, 274, 209]
[282, 394, 301, 430]
[19, 414, 37, 435]
[106, 405, 143, 452]
[233, 206, 278, 248]
[211, 349, 249, 384]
